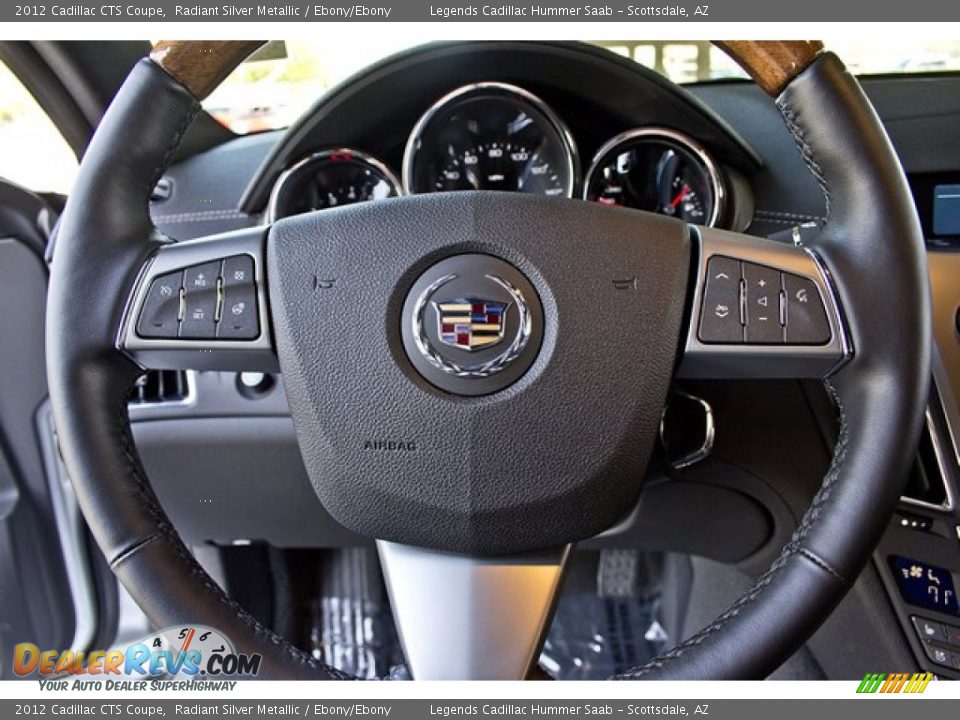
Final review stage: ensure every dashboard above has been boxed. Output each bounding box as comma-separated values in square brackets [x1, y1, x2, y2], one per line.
[267, 79, 731, 229]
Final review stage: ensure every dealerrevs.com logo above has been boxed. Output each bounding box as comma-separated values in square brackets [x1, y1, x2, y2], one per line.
[13, 625, 261, 689]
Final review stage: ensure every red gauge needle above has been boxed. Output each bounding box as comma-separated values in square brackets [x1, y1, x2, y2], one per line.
[670, 185, 691, 208]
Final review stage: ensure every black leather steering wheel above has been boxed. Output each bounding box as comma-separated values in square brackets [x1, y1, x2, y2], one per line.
[46, 40, 930, 680]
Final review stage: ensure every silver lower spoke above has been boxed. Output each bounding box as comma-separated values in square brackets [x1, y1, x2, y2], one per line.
[377, 540, 571, 680]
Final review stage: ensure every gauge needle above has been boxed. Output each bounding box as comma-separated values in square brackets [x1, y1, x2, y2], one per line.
[670, 185, 691, 208]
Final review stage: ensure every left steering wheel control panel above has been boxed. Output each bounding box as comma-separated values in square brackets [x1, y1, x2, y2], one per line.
[120, 228, 277, 372]
[136, 255, 258, 340]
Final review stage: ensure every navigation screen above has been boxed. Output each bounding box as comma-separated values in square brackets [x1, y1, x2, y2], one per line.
[933, 184, 960, 236]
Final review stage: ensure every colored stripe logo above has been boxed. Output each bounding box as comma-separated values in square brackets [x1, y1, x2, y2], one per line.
[857, 672, 933, 693]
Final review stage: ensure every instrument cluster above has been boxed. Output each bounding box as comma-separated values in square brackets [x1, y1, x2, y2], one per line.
[269, 82, 728, 228]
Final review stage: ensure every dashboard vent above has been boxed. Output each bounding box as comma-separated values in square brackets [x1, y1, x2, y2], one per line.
[902, 399, 955, 511]
[129, 370, 189, 405]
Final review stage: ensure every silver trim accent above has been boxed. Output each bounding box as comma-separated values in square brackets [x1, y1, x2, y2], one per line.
[267, 147, 403, 223]
[127, 369, 197, 413]
[377, 540, 570, 680]
[583, 126, 726, 228]
[900, 408, 958, 514]
[677, 225, 851, 379]
[118, 228, 278, 373]
[807, 248, 853, 377]
[36, 404, 97, 656]
[901, 346, 959, 514]
[659, 390, 715, 470]
[933, 342, 960, 484]
[402, 81, 579, 199]
[412, 273, 533, 378]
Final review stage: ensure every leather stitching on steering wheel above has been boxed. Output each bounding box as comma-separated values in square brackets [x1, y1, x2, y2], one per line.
[616, 91, 854, 677]
[96, 97, 356, 678]
[790, 380, 848, 547]
[113, 392, 354, 678]
[616, 386, 849, 677]
[777, 100, 832, 221]
[149, 101, 200, 200]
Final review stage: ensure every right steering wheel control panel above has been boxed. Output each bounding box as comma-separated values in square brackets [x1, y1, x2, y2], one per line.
[677, 226, 848, 380]
[698, 255, 831, 346]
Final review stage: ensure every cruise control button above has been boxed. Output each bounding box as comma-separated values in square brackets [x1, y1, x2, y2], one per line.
[219, 282, 259, 339]
[913, 616, 947, 643]
[783, 273, 831, 344]
[136, 270, 182, 339]
[180, 261, 220, 339]
[743, 262, 784, 344]
[698, 256, 743, 344]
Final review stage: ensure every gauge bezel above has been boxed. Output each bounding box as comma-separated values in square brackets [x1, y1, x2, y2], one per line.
[267, 147, 403, 222]
[402, 81, 580, 199]
[583, 127, 727, 228]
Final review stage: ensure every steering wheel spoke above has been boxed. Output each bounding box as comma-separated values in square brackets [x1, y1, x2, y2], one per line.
[677, 225, 850, 380]
[119, 226, 277, 372]
[378, 541, 571, 680]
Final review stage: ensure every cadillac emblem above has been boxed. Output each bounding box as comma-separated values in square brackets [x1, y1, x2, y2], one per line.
[434, 298, 509, 352]
[411, 272, 532, 379]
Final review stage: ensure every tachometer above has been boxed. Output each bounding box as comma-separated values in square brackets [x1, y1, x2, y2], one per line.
[268, 148, 402, 221]
[584, 128, 725, 227]
[404, 82, 578, 198]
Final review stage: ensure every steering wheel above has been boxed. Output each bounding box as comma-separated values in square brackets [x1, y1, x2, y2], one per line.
[46, 40, 930, 680]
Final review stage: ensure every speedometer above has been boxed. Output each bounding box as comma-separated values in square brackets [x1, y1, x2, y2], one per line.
[404, 82, 578, 198]
[584, 128, 726, 227]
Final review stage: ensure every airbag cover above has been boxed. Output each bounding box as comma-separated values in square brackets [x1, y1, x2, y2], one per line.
[267, 192, 690, 554]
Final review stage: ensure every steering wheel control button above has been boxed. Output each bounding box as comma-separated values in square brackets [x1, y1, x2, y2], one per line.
[218, 255, 259, 339]
[743, 261, 785, 344]
[947, 624, 960, 647]
[923, 641, 960, 669]
[698, 255, 743, 343]
[912, 616, 947, 643]
[219, 283, 259, 339]
[783, 273, 831, 344]
[401, 254, 544, 396]
[136, 270, 183, 338]
[180, 261, 221, 339]
[222, 254, 254, 287]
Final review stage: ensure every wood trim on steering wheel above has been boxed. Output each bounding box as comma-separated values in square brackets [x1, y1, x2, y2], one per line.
[150, 40, 265, 100]
[149, 40, 824, 101]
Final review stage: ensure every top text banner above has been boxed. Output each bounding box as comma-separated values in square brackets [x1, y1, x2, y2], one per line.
[5, 0, 960, 22]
